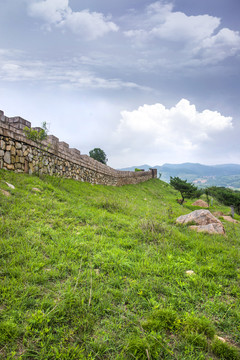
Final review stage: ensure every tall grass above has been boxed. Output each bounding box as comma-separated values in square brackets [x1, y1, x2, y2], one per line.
[0, 169, 239, 359]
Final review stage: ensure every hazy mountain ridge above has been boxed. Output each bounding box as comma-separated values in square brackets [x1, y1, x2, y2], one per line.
[119, 163, 240, 189]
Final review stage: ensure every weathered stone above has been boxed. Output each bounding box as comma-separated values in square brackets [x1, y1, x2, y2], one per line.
[0, 150, 4, 157]
[6, 164, 14, 170]
[5, 182, 15, 189]
[10, 146, 16, 155]
[17, 150, 22, 156]
[6, 145, 11, 151]
[215, 336, 226, 343]
[186, 270, 195, 275]
[29, 163, 33, 174]
[0, 140, 5, 150]
[20, 157, 25, 164]
[176, 209, 225, 235]
[189, 223, 225, 235]
[4, 151, 11, 164]
[0, 189, 11, 197]
[222, 216, 239, 224]
[192, 200, 209, 208]
[16, 142, 22, 149]
[15, 163, 23, 169]
[11, 156, 16, 164]
[176, 209, 222, 226]
[32, 187, 41, 192]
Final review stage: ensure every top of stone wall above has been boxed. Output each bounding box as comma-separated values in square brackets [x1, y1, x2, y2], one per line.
[0, 109, 156, 179]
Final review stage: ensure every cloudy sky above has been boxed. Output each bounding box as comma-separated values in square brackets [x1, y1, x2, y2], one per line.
[0, 0, 240, 168]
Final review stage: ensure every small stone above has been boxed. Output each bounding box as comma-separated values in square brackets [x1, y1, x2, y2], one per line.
[0, 150, 4, 157]
[222, 216, 238, 224]
[186, 270, 195, 275]
[0, 189, 11, 197]
[5, 182, 15, 189]
[32, 187, 41, 192]
[16, 142, 22, 149]
[215, 335, 226, 343]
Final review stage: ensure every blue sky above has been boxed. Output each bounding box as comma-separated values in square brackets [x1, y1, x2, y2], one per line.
[0, 0, 240, 167]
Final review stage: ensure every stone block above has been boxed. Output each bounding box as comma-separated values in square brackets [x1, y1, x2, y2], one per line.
[15, 163, 23, 169]
[0, 140, 5, 149]
[4, 151, 11, 164]
[11, 156, 16, 164]
[0, 150, 4, 157]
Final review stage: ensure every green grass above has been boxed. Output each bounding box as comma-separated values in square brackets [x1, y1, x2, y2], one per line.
[0, 169, 240, 359]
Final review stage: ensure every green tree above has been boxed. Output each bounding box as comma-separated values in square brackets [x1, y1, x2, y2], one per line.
[89, 148, 108, 165]
[170, 176, 201, 204]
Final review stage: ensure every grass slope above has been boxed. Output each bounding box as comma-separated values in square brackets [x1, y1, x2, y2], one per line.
[0, 169, 240, 360]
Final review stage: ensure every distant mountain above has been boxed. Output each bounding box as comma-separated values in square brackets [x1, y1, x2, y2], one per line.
[119, 163, 240, 189]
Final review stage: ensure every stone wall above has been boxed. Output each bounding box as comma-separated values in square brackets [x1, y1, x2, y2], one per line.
[0, 110, 157, 186]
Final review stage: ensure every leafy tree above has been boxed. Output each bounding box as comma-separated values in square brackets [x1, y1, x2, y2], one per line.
[170, 176, 201, 204]
[89, 148, 108, 165]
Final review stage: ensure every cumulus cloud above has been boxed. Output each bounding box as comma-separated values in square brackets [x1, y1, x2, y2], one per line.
[28, 0, 118, 39]
[114, 99, 233, 164]
[124, 1, 240, 65]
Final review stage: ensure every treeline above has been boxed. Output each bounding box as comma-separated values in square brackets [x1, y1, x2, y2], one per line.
[207, 186, 240, 215]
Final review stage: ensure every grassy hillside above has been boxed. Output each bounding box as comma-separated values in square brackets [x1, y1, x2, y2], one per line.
[0, 169, 240, 359]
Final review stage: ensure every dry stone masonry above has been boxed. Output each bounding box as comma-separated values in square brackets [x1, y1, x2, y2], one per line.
[0, 110, 157, 186]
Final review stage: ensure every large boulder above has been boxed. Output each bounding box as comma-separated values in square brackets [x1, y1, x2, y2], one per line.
[176, 209, 225, 235]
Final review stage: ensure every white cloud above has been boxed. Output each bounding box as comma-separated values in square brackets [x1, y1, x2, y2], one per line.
[58, 10, 118, 40]
[113, 99, 233, 164]
[195, 28, 240, 63]
[28, 0, 118, 39]
[29, 0, 69, 24]
[124, 1, 240, 65]
[0, 53, 145, 90]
